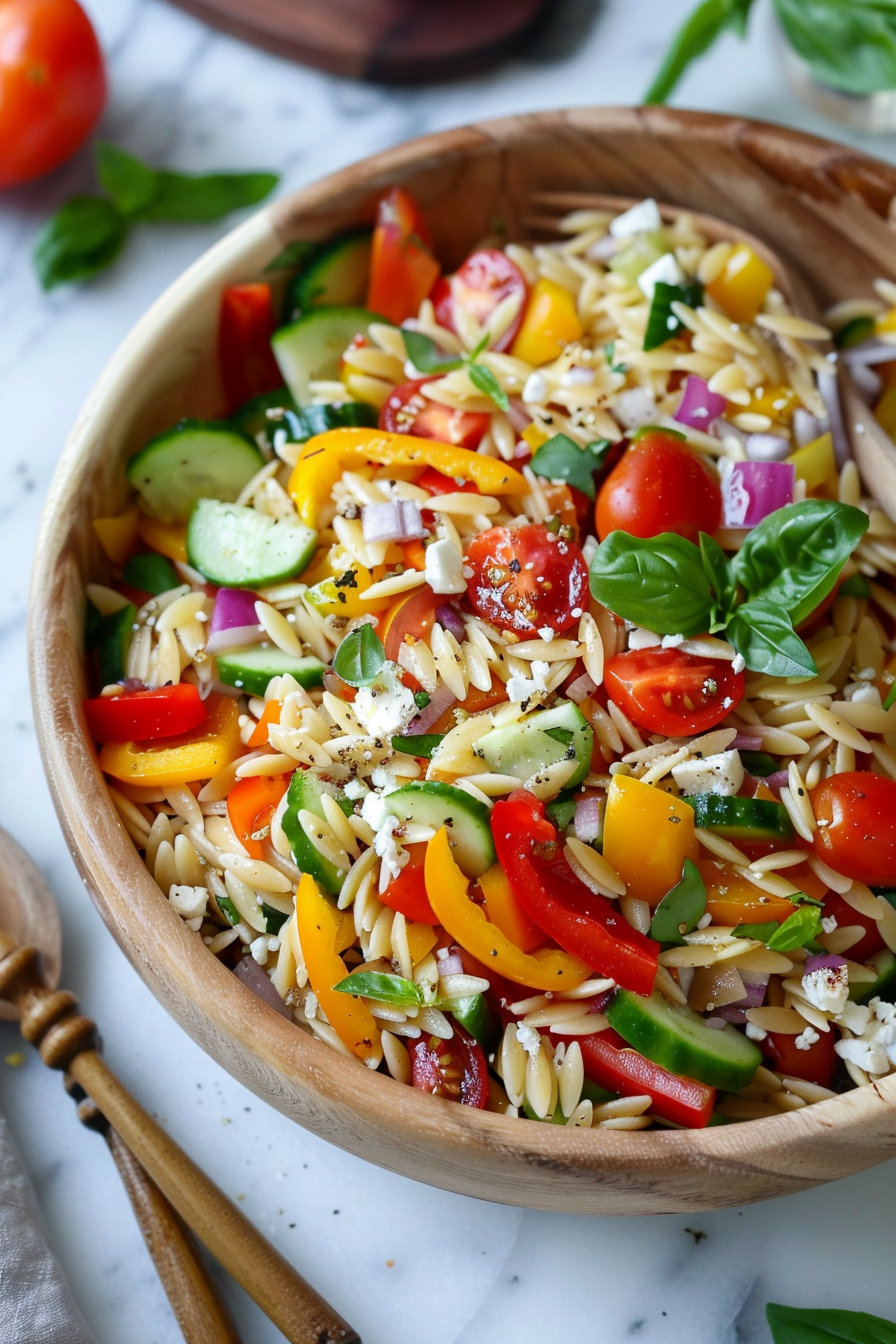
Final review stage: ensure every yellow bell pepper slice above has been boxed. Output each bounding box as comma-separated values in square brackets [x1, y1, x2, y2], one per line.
[93, 507, 140, 565]
[602, 775, 699, 907]
[99, 694, 242, 786]
[305, 554, 391, 617]
[521, 422, 550, 453]
[743, 383, 797, 425]
[705, 244, 775, 324]
[288, 428, 528, 528]
[136, 514, 189, 564]
[510, 278, 584, 367]
[295, 872, 381, 1062]
[424, 828, 589, 991]
[786, 431, 835, 493]
[875, 386, 896, 439]
[406, 922, 439, 966]
[478, 863, 543, 954]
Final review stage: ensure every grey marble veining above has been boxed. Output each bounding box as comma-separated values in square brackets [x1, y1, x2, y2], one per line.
[3, 2, 896, 1341]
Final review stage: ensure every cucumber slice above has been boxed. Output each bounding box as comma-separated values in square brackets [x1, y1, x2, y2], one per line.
[606, 989, 762, 1091]
[123, 552, 179, 595]
[187, 499, 317, 587]
[474, 703, 593, 790]
[231, 390, 377, 453]
[280, 770, 352, 896]
[380, 781, 496, 878]
[127, 420, 264, 524]
[849, 948, 896, 1004]
[272, 307, 384, 406]
[683, 794, 794, 843]
[215, 647, 325, 698]
[282, 229, 372, 321]
[85, 600, 136, 686]
[834, 315, 875, 350]
[449, 994, 498, 1049]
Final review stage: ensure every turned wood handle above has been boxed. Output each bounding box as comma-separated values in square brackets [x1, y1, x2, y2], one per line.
[0, 938, 360, 1344]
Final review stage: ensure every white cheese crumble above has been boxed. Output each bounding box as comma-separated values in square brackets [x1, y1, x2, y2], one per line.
[352, 663, 417, 738]
[424, 537, 466, 594]
[795, 1026, 820, 1051]
[522, 371, 549, 404]
[609, 197, 663, 238]
[745, 1021, 767, 1042]
[169, 884, 209, 920]
[834, 998, 896, 1076]
[515, 1022, 543, 1061]
[801, 963, 849, 1016]
[373, 815, 409, 887]
[637, 252, 685, 300]
[343, 778, 368, 801]
[731, 653, 746, 675]
[671, 750, 744, 798]
[506, 659, 549, 704]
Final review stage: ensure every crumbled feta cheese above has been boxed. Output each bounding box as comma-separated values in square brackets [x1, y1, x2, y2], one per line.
[250, 935, 272, 965]
[515, 1022, 542, 1061]
[353, 663, 417, 738]
[628, 626, 662, 650]
[795, 1026, 820, 1051]
[844, 681, 881, 705]
[370, 763, 404, 794]
[169, 884, 209, 920]
[424, 537, 466, 594]
[560, 366, 595, 387]
[538, 626, 555, 642]
[838, 1001, 871, 1035]
[304, 989, 319, 1020]
[731, 653, 746, 675]
[802, 963, 849, 1016]
[506, 660, 549, 704]
[821, 915, 838, 935]
[661, 633, 685, 648]
[609, 197, 663, 239]
[343, 778, 368, 801]
[373, 815, 409, 887]
[836, 1035, 890, 1074]
[671, 750, 744, 798]
[834, 996, 896, 1076]
[745, 1021, 767, 1042]
[360, 789, 390, 832]
[522, 371, 549, 404]
[637, 252, 685, 300]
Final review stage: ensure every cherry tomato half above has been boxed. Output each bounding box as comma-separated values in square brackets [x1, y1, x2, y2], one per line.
[821, 889, 885, 965]
[379, 378, 489, 449]
[409, 1023, 488, 1107]
[432, 248, 528, 353]
[366, 187, 440, 326]
[604, 647, 745, 736]
[0, 0, 106, 189]
[464, 524, 588, 636]
[595, 432, 722, 543]
[811, 772, 896, 888]
[763, 1027, 838, 1089]
[380, 586, 440, 664]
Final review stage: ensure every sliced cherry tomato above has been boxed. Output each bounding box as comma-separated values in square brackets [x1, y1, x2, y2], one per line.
[605, 647, 745, 736]
[227, 775, 290, 861]
[763, 1027, 838, 1088]
[811, 772, 896, 887]
[218, 283, 283, 414]
[409, 1023, 488, 1107]
[576, 1028, 715, 1128]
[366, 187, 440, 326]
[464, 524, 588, 637]
[379, 843, 437, 924]
[83, 684, 208, 743]
[595, 432, 722, 543]
[821, 889, 885, 964]
[432, 248, 528, 353]
[380, 586, 440, 664]
[0, 0, 106, 189]
[380, 378, 490, 449]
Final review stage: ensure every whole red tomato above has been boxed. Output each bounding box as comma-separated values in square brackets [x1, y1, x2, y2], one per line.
[595, 431, 722, 543]
[0, 0, 106, 190]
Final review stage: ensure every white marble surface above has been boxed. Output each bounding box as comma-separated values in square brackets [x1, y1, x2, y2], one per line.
[3, 3, 896, 1341]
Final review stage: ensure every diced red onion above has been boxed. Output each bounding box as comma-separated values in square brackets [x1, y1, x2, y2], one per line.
[817, 365, 850, 466]
[438, 952, 464, 977]
[586, 234, 621, 263]
[673, 376, 727, 431]
[566, 672, 597, 704]
[435, 604, 467, 645]
[574, 795, 605, 844]
[710, 416, 748, 449]
[744, 433, 792, 463]
[712, 1005, 748, 1024]
[732, 733, 763, 751]
[234, 955, 294, 1019]
[805, 953, 847, 974]
[204, 624, 264, 657]
[793, 408, 826, 448]
[405, 683, 456, 734]
[209, 587, 263, 636]
[506, 398, 532, 435]
[361, 499, 425, 544]
[762, 770, 789, 797]
[722, 460, 795, 527]
[848, 363, 883, 404]
[842, 338, 896, 366]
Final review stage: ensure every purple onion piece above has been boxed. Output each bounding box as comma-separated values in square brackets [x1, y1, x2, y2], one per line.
[209, 587, 263, 636]
[506, 398, 532, 435]
[234, 955, 293, 1019]
[817, 365, 850, 467]
[435, 603, 467, 645]
[673, 376, 727, 431]
[205, 623, 264, 657]
[586, 233, 620, 263]
[361, 499, 425, 544]
[712, 1005, 748, 1024]
[405, 683, 457, 734]
[703, 1016, 730, 1030]
[566, 672, 597, 704]
[574, 795, 604, 844]
[732, 733, 763, 751]
[438, 952, 464, 977]
[762, 770, 789, 797]
[722, 460, 795, 527]
[842, 338, 896, 366]
[805, 953, 847, 975]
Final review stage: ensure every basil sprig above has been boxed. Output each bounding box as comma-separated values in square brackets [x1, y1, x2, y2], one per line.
[588, 500, 869, 678]
[766, 1302, 896, 1343]
[334, 972, 424, 1007]
[332, 625, 386, 687]
[402, 330, 510, 412]
[529, 433, 613, 500]
[650, 859, 706, 945]
[34, 141, 279, 290]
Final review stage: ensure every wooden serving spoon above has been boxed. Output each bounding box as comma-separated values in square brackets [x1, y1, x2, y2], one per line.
[0, 826, 359, 1344]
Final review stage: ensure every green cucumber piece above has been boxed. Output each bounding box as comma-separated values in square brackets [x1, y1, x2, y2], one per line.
[608, 231, 668, 284]
[449, 994, 497, 1049]
[272, 306, 384, 405]
[380, 781, 496, 878]
[280, 770, 352, 896]
[85, 600, 136, 686]
[546, 789, 578, 833]
[474, 703, 593, 790]
[187, 499, 316, 587]
[282, 229, 372, 321]
[850, 948, 896, 1004]
[127, 420, 264, 524]
[683, 794, 794, 843]
[230, 390, 377, 453]
[834, 315, 875, 349]
[738, 751, 779, 777]
[215, 647, 325, 698]
[122, 552, 179, 595]
[606, 989, 762, 1092]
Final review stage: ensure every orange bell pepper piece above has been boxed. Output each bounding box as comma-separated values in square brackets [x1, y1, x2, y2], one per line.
[136, 514, 189, 564]
[99, 693, 242, 786]
[477, 863, 543, 953]
[295, 872, 381, 1063]
[226, 774, 290, 860]
[602, 774, 699, 907]
[247, 699, 282, 748]
[93, 506, 140, 565]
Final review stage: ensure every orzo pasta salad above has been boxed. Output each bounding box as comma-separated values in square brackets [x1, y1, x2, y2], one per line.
[85, 188, 896, 1129]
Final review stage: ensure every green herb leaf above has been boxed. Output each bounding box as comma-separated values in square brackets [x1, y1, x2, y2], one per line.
[772, 0, 896, 98]
[264, 240, 318, 273]
[884, 682, 896, 712]
[732, 920, 780, 942]
[589, 531, 714, 637]
[644, 0, 756, 104]
[402, 329, 462, 374]
[468, 361, 510, 412]
[333, 971, 424, 1007]
[838, 573, 871, 598]
[216, 894, 240, 927]
[95, 142, 157, 216]
[767, 905, 823, 952]
[122, 552, 180, 595]
[739, 751, 779, 777]
[766, 1301, 896, 1344]
[413, 690, 431, 710]
[650, 858, 707, 945]
[699, 531, 736, 614]
[643, 280, 704, 350]
[529, 433, 612, 500]
[137, 168, 279, 223]
[726, 599, 818, 678]
[605, 342, 626, 374]
[391, 733, 445, 759]
[260, 902, 289, 935]
[332, 625, 386, 687]
[732, 500, 870, 628]
[33, 196, 129, 290]
[543, 726, 575, 749]
[546, 790, 578, 831]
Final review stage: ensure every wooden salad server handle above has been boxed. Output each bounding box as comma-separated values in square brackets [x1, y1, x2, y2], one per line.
[0, 932, 361, 1344]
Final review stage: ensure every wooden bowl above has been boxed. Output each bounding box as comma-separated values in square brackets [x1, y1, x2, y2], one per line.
[29, 107, 896, 1215]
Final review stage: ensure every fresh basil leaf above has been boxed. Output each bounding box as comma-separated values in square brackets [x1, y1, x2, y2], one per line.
[789, 892, 824, 908]
[772, 0, 896, 98]
[137, 168, 279, 223]
[260, 902, 288, 935]
[838, 573, 871, 598]
[650, 859, 706, 945]
[733, 920, 780, 941]
[402, 329, 462, 374]
[95, 142, 157, 216]
[546, 790, 578, 831]
[726, 599, 818, 677]
[733, 500, 869, 628]
[468, 362, 510, 412]
[332, 625, 386, 687]
[766, 1301, 896, 1344]
[543, 726, 575, 748]
[644, 0, 756, 103]
[699, 531, 736, 612]
[391, 733, 445, 759]
[471, 333, 491, 360]
[333, 971, 424, 1007]
[33, 196, 129, 290]
[529, 433, 611, 500]
[264, 240, 318, 273]
[413, 689, 431, 710]
[739, 750, 779, 777]
[589, 531, 714, 637]
[884, 682, 896, 711]
[216, 893, 240, 927]
[643, 280, 704, 350]
[767, 905, 823, 952]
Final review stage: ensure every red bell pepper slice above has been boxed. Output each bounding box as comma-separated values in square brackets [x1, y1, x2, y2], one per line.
[84, 683, 208, 743]
[576, 1029, 715, 1129]
[218, 283, 283, 413]
[491, 792, 659, 997]
[366, 187, 440, 326]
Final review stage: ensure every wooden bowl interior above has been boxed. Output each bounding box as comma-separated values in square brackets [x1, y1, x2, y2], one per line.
[29, 107, 896, 1215]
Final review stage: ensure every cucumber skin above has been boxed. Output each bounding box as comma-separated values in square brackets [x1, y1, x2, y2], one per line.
[280, 771, 348, 896]
[272, 306, 385, 405]
[215, 649, 324, 698]
[127, 420, 264, 523]
[683, 794, 794, 842]
[187, 499, 317, 588]
[380, 780, 496, 878]
[606, 989, 762, 1092]
[475, 703, 593, 791]
[282, 228, 372, 321]
[230, 391, 376, 452]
